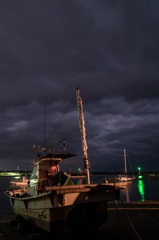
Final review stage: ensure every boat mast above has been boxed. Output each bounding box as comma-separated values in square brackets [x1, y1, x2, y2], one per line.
[44, 103, 46, 148]
[76, 87, 90, 185]
[124, 148, 127, 174]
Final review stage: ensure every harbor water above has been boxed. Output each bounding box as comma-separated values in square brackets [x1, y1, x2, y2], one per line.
[0, 175, 159, 213]
[90, 174, 159, 203]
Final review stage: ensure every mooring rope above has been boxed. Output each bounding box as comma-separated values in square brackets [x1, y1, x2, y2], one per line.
[120, 195, 142, 240]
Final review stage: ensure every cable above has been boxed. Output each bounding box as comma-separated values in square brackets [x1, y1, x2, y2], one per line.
[127, 155, 135, 177]
[120, 195, 142, 240]
[45, 93, 76, 145]
[115, 200, 121, 230]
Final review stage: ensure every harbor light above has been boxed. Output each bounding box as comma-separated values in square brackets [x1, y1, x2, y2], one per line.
[78, 168, 82, 174]
[138, 167, 141, 175]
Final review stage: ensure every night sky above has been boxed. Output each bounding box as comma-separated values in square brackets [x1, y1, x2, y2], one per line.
[0, 0, 159, 173]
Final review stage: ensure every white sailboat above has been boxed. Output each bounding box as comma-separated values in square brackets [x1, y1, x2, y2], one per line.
[115, 148, 135, 182]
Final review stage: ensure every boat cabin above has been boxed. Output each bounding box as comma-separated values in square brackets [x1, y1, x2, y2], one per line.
[27, 153, 77, 196]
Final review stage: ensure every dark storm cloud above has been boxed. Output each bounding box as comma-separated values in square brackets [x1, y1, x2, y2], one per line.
[0, 0, 158, 105]
[77, 0, 159, 101]
[0, 0, 159, 172]
[0, 0, 99, 107]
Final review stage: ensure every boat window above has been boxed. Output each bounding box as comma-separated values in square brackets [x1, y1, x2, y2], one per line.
[30, 165, 38, 178]
[38, 165, 58, 181]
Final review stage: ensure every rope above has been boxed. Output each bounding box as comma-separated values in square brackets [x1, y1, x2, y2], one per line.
[45, 93, 76, 145]
[120, 195, 142, 240]
[115, 200, 121, 230]
[127, 155, 134, 176]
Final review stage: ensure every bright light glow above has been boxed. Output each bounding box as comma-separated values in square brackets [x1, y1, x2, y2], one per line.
[52, 166, 56, 170]
[138, 167, 141, 170]
[78, 168, 81, 171]
[138, 179, 145, 201]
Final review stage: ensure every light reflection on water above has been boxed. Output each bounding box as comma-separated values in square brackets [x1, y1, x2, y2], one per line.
[72, 175, 158, 203]
[76, 178, 83, 185]
[120, 178, 145, 202]
[137, 176, 145, 201]
[74, 175, 147, 203]
[89, 174, 159, 203]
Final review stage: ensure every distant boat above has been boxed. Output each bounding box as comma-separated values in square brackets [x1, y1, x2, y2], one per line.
[149, 173, 155, 177]
[149, 173, 159, 178]
[115, 149, 135, 182]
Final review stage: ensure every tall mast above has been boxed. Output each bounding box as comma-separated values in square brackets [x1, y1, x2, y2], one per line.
[124, 148, 127, 174]
[44, 104, 46, 148]
[76, 87, 90, 184]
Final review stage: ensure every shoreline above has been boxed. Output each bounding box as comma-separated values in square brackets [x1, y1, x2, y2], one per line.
[1, 171, 159, 176]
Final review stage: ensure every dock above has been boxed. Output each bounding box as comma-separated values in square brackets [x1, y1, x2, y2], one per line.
[0, 172, 31, 177]
[0, 172, 21, 177]
[109, 177, 159, 180]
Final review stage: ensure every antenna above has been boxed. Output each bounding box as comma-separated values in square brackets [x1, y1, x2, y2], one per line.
[44, 104, 46, 148]
[124, 148, 127, 174]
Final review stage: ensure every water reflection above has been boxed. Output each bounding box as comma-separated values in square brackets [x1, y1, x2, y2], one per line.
[137, 176, 145, 201]
[126, 183, 129, 202]
[121, 183, 131, 202]
[77, 178, 83, 185]
[71, 174, 154, 203]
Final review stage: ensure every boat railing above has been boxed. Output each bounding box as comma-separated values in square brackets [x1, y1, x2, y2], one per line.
[28, 178, 46, 186]
[10, 179, 23, 183]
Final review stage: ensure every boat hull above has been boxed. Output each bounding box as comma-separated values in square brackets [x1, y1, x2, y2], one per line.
[115, 178, 133, 182]
[115, 175, 135, 182]
[6, 185, 120, 233]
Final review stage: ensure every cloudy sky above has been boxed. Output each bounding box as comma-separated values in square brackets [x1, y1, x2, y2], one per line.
[0, 0, 159, 173]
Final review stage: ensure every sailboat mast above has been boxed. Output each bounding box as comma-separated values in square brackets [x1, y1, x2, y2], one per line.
[44, 104, 46, 148]
[76, 87, 90, 185]
[124, 148, 127, 174]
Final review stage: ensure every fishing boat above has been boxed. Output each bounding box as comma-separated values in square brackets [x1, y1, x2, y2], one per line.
[5, 88, 121, 234]
[115, 149, 135, 182]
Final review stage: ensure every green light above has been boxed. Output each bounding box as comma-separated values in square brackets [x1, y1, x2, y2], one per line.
[78, 168, 81, 171]
[138, 179, 145, 201]
[138, 167, 141, 170]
